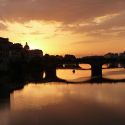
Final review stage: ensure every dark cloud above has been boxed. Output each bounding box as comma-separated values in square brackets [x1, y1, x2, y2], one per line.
[0, 0, 125, 38]
[0, 0, 125, 23]
[58, 11, 125, 37]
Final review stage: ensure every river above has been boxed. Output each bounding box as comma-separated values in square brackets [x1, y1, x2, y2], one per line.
[1, 67, 125, 125]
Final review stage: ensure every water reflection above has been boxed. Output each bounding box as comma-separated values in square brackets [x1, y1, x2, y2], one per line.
[0, 68, 125, 125]
[0, 87, 11, 125]
[103, 68, 125, 79]
[57, 69, 91, 81]
[57, 68, 125, 81]
[10, 83, 125, 125]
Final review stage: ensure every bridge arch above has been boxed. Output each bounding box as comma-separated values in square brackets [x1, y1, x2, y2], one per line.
[79, 64, 91, 70]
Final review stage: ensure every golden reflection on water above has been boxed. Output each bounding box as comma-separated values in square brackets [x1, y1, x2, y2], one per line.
[11, 83, 125, 111]
[57, 69, 91, 81]
[57, 68, 125, 81]
[1, 68, 125, 125]
[10, 83, 125, 125]
[11, 84, 66, 110]
[103, 68, 125, 79]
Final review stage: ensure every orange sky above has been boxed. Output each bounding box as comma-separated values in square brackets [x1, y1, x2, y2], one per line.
[0, 0, 125, 57]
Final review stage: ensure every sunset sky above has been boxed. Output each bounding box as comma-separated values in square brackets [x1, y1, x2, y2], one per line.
[0, 0, 125, 57]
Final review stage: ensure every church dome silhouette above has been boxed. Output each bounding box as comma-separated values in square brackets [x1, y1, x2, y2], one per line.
[24, 42, 30, 50]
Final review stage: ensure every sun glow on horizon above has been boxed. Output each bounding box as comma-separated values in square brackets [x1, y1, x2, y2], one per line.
[0, 18, 125, 57]
[0, 0, 125, 56]
[0, 20, 92, 56]
[0, 20, 63, 53]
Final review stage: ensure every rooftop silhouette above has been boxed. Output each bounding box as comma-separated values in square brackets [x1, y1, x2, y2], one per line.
[0, 37, 125, 83]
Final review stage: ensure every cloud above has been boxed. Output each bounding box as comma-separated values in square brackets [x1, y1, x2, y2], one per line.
[58, 11, 125, 38]
[0, 0, 125, 46]
[73, 40, 102, 45]
[0, 0, 125, 23]
[0, 0, 125, 36]
[0, 22, 7, 30]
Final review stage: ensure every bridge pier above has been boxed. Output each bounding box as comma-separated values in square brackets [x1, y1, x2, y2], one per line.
[91, 63, 102, 79]
[44, 65, 57, 80]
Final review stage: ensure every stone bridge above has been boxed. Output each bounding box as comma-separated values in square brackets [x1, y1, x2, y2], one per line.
[43, 56, 121, 80]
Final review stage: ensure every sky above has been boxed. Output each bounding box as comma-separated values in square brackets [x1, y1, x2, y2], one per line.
[0, 0, 125, 57]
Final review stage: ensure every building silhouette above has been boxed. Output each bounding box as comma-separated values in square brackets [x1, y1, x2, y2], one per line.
[0, 37, 44, 73]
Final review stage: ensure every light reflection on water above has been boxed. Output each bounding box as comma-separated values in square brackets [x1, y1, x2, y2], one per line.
[10, 83, 125, 125]
[57, 69, 91, 81]
[57, 68, 125, 81]
[103, 68, 125, 79]
[1, 68, 125, 125]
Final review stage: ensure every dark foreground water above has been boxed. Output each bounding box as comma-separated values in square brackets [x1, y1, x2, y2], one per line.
[1, 68, 125, 125]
